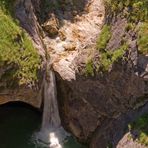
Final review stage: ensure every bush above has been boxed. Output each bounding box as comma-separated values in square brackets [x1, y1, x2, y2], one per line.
[96, 25, 111, 51]
[85, 59, 94, 76]
[137, 23, 148, 54]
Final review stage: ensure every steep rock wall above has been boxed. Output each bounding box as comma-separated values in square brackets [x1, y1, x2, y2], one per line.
[0, 0, 44, 108]
[54, 1, 148, 147]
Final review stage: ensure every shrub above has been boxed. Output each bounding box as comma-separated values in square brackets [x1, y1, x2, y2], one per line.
[96, 25, 111, 51]
[137, 22, 148, 54]
[85, 59, 94, 76]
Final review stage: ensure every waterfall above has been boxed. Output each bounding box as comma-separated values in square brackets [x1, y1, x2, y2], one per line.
[34, 64, 68, 148]
[42, 70, 61, 129]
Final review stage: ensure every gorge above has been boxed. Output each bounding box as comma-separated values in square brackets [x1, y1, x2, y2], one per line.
[0, 0, 148, 148]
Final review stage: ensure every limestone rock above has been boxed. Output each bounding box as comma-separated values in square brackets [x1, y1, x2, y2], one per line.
[63, 43, 76, 51]
[43, 0, 105, 81]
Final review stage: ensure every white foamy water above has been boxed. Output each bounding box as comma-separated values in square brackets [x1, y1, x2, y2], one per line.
[34, 69, 69, 148]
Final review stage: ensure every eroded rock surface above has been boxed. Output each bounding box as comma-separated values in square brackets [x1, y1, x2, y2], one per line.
[56, 61, 148, 144]
[43, 0, 105, 80]
[54, 2, 148, 148]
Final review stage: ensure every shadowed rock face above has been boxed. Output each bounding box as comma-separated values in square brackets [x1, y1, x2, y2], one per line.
[56, 61, 148, 143]
[90, 102, 148, 148]
[55, 13, 148, 146]
[15, 0, 45, 57]
[54, 3, 148, 147]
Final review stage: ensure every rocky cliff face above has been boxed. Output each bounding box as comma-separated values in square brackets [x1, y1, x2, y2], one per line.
[1, 0, 148, 147]
[0, 0, 44, 108]
[52, 0, 148, 147]
[56, 62, 148, 146]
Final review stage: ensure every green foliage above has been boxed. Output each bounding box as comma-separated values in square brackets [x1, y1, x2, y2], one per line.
[104, 0, 148, 22]
[0, 0, 15, 15]
[137, 22, 148, 54]
[104, 0, 148, 55]
[99, 44, 128, 71]
[125, 23, 135, 32]
[129, 114, 148, 146]
[99, 50, 112, 71]
[97, 25, 111, 51]
[95, 21, 128, 72]
[0, 0, 41, 85]
[112, 44, 128, 62]
[85, 59, 94, 76]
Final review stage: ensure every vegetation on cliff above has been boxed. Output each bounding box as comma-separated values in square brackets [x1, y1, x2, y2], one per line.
[96, 25, 111, 51]
[96, 25, 128, 71]
[85, 0, 148, 75]
[0, 0, 41, 86]
[138, 23, 148, 54]
[104, 0, 148, 54]
[85, 59, 94, 76]
[129, 114, 148, 146]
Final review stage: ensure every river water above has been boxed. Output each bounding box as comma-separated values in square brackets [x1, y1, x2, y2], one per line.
[0, 104, 87, 148]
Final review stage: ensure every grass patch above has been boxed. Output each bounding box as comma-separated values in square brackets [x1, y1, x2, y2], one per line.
[104, 0, 148, 22]
[137, 22, 148, 54]
[97, 25, 111, 51]
[94, 0, 145, 73]
[95, 22, 128, 72]
[85, 59, 94, 76]
[96, 23, 128, 71]
[0, 0, 41, 85]
[129, 114, 148, 146]
[99, 44, 128, 71]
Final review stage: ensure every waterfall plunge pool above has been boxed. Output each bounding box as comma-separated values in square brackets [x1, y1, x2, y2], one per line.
[0, 102, 87, 148]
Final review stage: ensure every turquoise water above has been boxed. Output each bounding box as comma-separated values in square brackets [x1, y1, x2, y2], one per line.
[0, 104, 87, 148]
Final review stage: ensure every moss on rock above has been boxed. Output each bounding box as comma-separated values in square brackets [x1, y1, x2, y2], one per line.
[97, 25, 111, 51]
[0, 0, 41, 86]
[85, 59, 94, 76]
[138, 22, 148, 54]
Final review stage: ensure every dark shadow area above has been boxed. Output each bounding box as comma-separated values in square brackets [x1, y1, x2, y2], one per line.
[91, 101, 148, 148]
[137, 55, 148, 78]
[129, 113, 148, 146]
[0, 101, 42, 148]
[40, 0, 89, 22]
[0, 101, 42, 114]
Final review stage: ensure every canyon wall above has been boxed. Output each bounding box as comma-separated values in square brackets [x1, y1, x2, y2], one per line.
[0, 0, 148, 147]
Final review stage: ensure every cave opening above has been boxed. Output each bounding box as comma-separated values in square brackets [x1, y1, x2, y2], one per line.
[0, 101, 42, 148]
